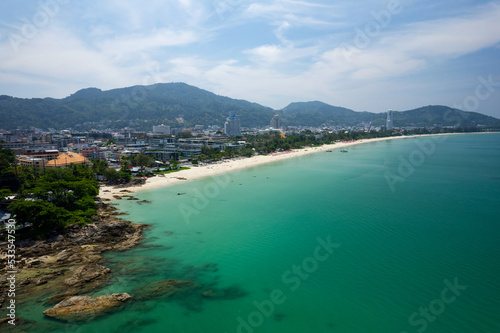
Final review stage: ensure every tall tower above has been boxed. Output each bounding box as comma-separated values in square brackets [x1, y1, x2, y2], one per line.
[224, 114, 241, 136]
[386, 109, 393, 130]
[270, 114, 280, 129]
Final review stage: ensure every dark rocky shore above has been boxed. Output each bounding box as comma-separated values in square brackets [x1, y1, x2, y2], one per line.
[0, 199, 147, 326]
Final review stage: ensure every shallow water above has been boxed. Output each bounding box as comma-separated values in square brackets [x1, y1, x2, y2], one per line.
[19, 133, 500, 333]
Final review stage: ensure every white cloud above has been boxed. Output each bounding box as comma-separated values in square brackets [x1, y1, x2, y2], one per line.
[89, 25, 114, 37]
[246, 3, 286, 17]
[167, 57, 204, 78]
[97, 29, 199, 58]
[323, 2, 500, 81]
[0, 25, 134, 94]
[246, 0, 340, 18]
[382, 3, 500, 57]
[244, 43, 318, 67]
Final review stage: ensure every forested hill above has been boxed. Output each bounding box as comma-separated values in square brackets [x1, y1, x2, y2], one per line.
[1, 83, 499, 130]
[282, 102, 500, 128]
[282, 101, 377, 126]
[0, 83, 275, 130]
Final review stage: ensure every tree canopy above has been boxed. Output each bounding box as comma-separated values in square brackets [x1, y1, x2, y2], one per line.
[7, 164, 100, 237]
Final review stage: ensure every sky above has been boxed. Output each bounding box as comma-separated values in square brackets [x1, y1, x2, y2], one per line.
[0, 0, 499, 118]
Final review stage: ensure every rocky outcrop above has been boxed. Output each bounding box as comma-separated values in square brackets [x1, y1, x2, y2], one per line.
[0, 201, 145, 308]
[113, 178, 146, 188]
[63, 263, 110, 293]
[43, 293, 133, 322]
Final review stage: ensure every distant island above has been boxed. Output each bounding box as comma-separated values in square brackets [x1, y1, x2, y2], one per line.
[1, 82, 499, 130]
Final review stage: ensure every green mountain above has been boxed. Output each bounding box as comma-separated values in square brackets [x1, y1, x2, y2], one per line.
[281, 102, 500, 128]
[0, 83, 499, 130]
[281, 101, 380, 126]
[0, 83, 275, 130]
[391, 105, 500, 128]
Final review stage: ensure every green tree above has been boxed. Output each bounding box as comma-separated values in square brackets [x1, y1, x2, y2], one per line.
[104, 169, 131, 183]
[91, 159, 109, 176]
[106, 138, 117, 146]
[201, 145, 215, 158]
[104, 168, 119, 182]
[0, 188, 12, 202]
[9, 200, 71, 236]
[8, 165, 100, 236]
[223, 147, 235, 158]
[120, 155, 131, 172]
[118, 170, 132, 182]
[170, 160, 179, 170]
[0, 146, 18, 191]
[133, 152, 154, 170]
[177, 131, 193, 138]
[0, 146, 16, 167]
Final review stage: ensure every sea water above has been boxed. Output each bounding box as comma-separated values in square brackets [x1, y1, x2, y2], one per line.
[20, 133, 500, 332]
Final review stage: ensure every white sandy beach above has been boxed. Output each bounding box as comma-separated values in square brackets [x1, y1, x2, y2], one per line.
[98, 133, 462, 200]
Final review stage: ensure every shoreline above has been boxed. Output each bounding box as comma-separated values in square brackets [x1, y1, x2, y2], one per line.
[0, 201, 144, 319]
[98, 132, 480, 200]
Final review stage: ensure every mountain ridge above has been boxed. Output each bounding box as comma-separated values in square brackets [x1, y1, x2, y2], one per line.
[1, 83, 499, 130]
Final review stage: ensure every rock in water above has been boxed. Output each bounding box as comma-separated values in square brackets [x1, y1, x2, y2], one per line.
[63, 263, 110, 290]
[43, 293, 132, 322]
[133, 279, 196, 300]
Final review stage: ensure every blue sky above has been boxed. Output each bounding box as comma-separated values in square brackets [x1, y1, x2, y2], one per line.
[0, 0, 499, 118]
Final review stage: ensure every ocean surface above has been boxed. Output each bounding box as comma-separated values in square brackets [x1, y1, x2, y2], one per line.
[20, 133, 500, 332]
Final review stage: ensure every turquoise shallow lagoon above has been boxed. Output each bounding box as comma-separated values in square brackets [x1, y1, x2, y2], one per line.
[20, 133, 500, 332]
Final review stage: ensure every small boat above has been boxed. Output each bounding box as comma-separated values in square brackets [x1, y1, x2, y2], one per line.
[326, 150, 333, 152]
[340, 149, 348, 153]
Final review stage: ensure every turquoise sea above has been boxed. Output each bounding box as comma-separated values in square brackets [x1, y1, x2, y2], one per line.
[20, 133, 500, 332]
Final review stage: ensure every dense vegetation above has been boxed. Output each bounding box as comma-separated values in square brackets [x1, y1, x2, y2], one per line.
[0, 83, 275, 130]
[282, 102, 500, 128]
[0, 146, 17, 193]
[6, 164, 99, 237]
[1, 147, 132, 237]
[282, 101, 382, 126]
[243, 131, 394, 154]
[1, 83, 499, 130]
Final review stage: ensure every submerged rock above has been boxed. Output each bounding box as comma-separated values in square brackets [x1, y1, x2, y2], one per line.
[133, 279, 197, 300]
[43, 293, 132, 322]
[0, 317, 27, 328]
[64, 263, 110, 288]
[201, 285, 247, 300]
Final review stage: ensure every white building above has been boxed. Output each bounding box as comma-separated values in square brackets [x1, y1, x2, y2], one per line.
[224, 115, 241, 136]
[153, 124, 171, 135]
[270, 114, 280, 129]
[386, 110, 394, 130]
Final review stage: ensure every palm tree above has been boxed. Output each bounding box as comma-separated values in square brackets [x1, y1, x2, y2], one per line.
[120, 155, 130, 172]
[170, 159, 179, 170]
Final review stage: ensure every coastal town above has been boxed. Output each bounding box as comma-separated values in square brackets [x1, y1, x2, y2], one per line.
[0, 110, 466, 177]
